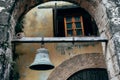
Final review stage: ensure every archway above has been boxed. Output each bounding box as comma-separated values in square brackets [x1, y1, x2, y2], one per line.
[10, 2, 109, 79]
[11, 0, 107, 37]
[0, 0, 120, 80]
[13, 1, 105, 80]
[8, 0, 119, 80]
[67, 68, 109, 80]
[47, 53, 107, 80]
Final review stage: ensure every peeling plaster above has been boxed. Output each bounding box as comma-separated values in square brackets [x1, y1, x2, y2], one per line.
[102, 0, 117, 17]
[113, 32, 120, 63]
[0, 7, 5, 12]
[0, 49, 4, 56]
[111, 7, 119, 17]
[102, 0, 116, 8]
[111, 18, 120, 25]
[1, 0, 5, 1]
[114, 32, 120, 43]
[102, 0, 120, 26]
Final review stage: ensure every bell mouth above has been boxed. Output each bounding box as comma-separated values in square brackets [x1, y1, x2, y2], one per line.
[29, 64, 54, 70]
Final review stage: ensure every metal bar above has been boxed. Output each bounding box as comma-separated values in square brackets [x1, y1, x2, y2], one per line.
[11, 37, 108, 43]
[37, 5, 79, 9]
[53, 3, 58, 36]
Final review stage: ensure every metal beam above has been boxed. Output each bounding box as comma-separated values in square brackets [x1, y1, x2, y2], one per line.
[11, 37, 108, 43]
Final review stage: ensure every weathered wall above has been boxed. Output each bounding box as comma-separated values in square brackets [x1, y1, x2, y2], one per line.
[81, 0, 120, 79]
[15, 6, 104, 80]
[23, 8, 53, 37]
[0, 0, 120, 80]
[101, 0, 120, 80]
[0, 0, 15, 80]
[15, 7, 54, 80]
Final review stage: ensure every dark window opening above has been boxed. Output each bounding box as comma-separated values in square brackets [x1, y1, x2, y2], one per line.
[53, 7, 99, 37]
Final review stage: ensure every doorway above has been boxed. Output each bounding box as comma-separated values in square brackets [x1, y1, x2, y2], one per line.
[67, 68, 109, 80]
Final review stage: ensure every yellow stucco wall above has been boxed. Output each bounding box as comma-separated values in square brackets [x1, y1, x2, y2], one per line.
[23, 8, 53, 37]
[15, 5, 103, 80]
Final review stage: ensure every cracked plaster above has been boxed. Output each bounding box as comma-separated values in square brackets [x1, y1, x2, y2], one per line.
[0, 7, 5, 12]
[102, 0, 120, 25]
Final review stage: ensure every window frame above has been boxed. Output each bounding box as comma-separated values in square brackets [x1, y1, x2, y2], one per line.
[64, 15, 84, 37]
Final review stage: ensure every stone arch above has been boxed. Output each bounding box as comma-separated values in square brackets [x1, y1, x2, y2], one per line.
[11, 0, 107, 38]
[11, 0, 108, 38]
[7, 0, 120, 80]
[11, 0, 109, 62]
[47, 53, 107, 80]
[1, 0, 120, 80]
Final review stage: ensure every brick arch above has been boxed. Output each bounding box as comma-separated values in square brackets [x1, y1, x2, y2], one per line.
[12, 0, 106, 28]
[10, 0, 110, 79]
[47, 53, 107, 80]
[12, 0, 106, 35]
[12, 0, 81, 22]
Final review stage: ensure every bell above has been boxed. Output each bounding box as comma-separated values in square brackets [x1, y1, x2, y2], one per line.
[29, 48, 54, 70]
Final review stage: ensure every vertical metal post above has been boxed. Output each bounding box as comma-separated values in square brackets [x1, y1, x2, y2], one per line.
[12, 43, 16, 61]
[54, 3, 58, 36]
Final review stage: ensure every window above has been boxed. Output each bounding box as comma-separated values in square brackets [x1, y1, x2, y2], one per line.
[54, 7, 99, 37]
[64, 16, 84, 37]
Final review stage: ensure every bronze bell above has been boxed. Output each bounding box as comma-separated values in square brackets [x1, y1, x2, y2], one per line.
[29, 48, 54, 70]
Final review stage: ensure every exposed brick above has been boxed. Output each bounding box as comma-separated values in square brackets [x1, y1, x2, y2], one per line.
[48, 53, 107, 80]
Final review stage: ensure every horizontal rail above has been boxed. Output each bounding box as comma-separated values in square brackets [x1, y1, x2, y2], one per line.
[11, 37, 108, 43]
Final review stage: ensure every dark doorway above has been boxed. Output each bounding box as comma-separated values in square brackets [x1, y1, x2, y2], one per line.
[67, 68, 109, 80]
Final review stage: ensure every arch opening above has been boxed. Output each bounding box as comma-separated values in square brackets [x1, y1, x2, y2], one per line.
[10, 1, 109, 80]
[15, 1, 99, 38]
[67, 68, 109, 80]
